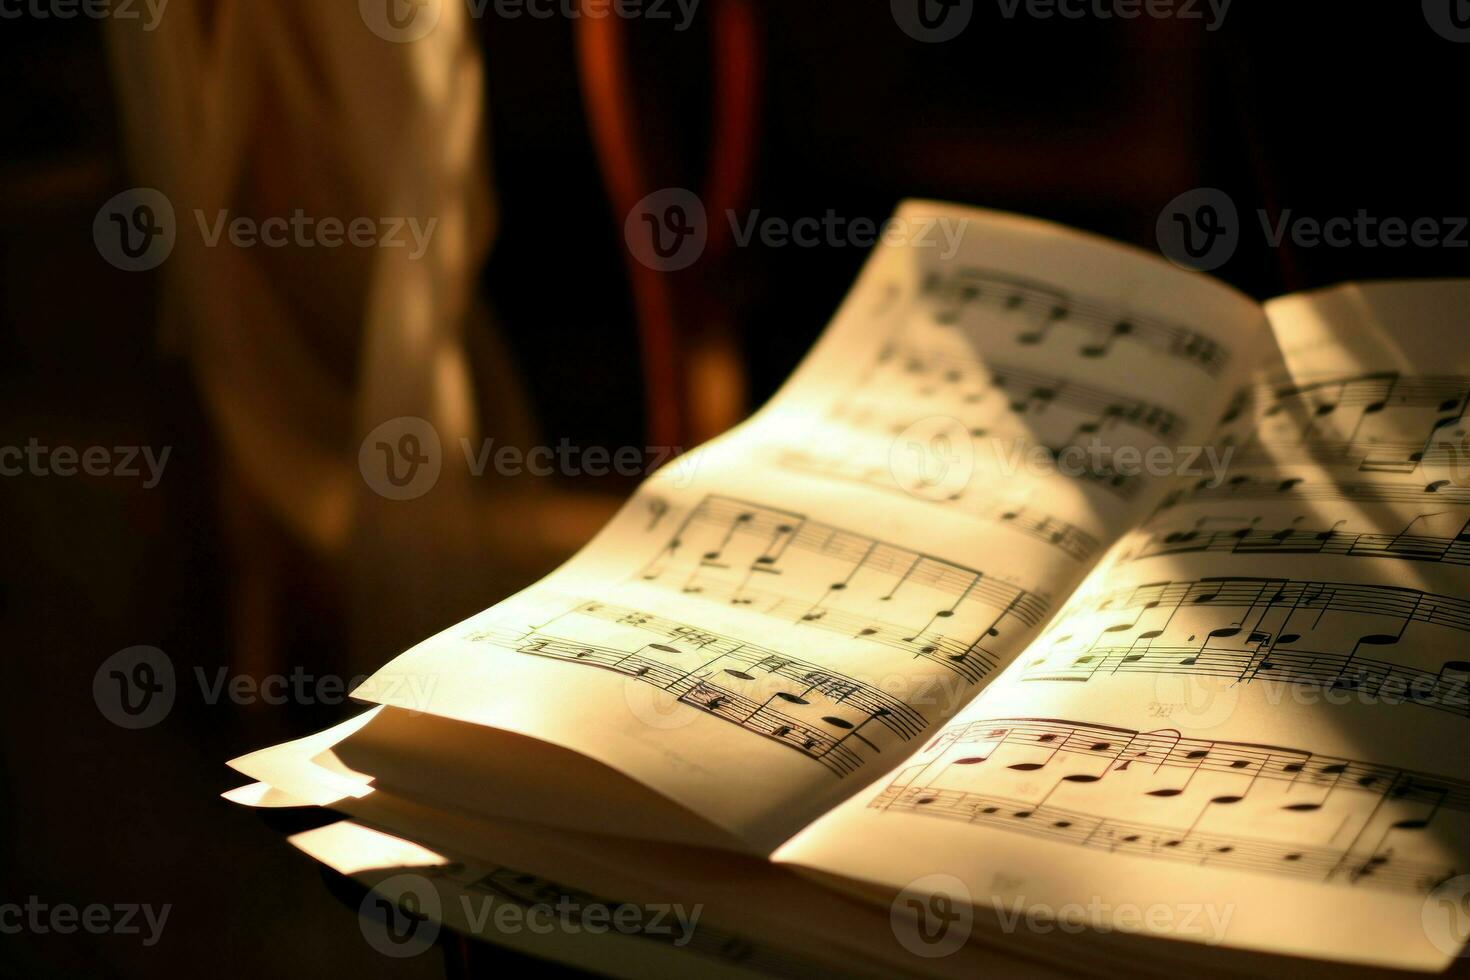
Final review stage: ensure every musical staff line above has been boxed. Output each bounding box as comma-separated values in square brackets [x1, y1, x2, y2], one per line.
[1225, 374, 1470, 423]
[869, 717, 1469, 893]
[775, 448, 1101, 563]
[1023, 644, 1470, 717]
[466, 600, 924, 776]
[823, 343, 1185, 500]
[925, 719, 1470, 808]
[1122, 515, 1470, 570]
[1213, 372, 1470, 476]
[1071, 577, 1470, 634]
[1225, 443, 1470, 475]
[869, 785, 1453, 892]
[1024, 576, 1470, 718]
[868, 345, 1184, 441]
[637, 496, 1051, 685]
[918, 267, 1227, 375]
[1160, 474, 1470, 510]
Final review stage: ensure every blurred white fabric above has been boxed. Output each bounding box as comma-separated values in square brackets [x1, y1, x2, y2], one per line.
[104, 2, 611, 669]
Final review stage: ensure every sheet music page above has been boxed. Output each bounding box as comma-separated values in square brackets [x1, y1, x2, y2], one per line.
[347, 201, 1267, 853]
[774, 281, 1470, 970]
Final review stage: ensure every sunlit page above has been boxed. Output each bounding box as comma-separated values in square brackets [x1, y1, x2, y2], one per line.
[775, 281, 1470, 970]
[348, 201, 1266, 852]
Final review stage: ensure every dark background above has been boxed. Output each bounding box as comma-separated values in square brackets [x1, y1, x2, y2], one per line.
[1, 2, 1465, 977]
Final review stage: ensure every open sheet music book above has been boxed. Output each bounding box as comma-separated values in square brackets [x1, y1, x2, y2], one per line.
[226, 202, 1470, 977]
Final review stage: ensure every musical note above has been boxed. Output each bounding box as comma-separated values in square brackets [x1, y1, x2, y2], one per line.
[1160, 473, 1470, 510]
[871, 717, 1470, 893]
[466, 600, 926, 776]
[1209, 372, 1470, 475]
[857, 344, 1183, 438]
[1123, 513, 1470, 570]
[1021, 576, 1470, 717]
[775, 448, 1101, 562]
[645, 497, 670, 532]
[819, 344, 1188, 500]
[919, 268, 1227, 375]
[637, 496, 1050, 684]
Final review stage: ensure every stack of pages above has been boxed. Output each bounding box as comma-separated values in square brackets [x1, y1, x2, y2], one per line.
[227, 202, 1470, 977]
